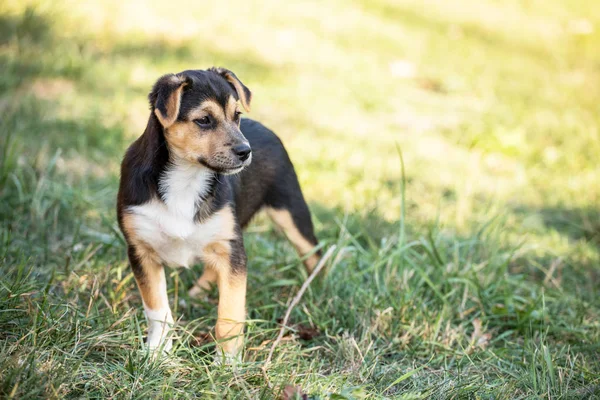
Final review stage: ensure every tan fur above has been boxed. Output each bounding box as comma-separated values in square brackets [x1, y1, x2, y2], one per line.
[225, 96, 239, 121]
[215, 271, 246, 355]
[203, 242, 231, 267]
[215, 205, 236, 239]
[188, 99, 226, 121]
[217, 70, 252, 112]
[188, 206, 236, 298]
[120, 210, 139, 245]
[197, 268, 218, 288]
[121, 213, 166, 309]
[134, 258, 167, 311]
[121, 213, 160, 265]
[164, 99, 244, 164]
[154, 76, 186, 128]
[200, 206, 236, 272]
[266, 208, 320, 272]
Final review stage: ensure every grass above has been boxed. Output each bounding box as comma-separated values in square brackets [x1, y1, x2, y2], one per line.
[1, 0, 599, 398]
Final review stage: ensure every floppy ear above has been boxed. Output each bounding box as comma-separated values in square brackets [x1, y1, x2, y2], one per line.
[148, 73, 189, 128]
[210, 67, 252, 112]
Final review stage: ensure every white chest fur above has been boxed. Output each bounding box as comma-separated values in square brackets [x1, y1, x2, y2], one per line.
[126, 163, 231, 268]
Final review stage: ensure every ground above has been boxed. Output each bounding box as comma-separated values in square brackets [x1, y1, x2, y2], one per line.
[0, 0, 599, 398]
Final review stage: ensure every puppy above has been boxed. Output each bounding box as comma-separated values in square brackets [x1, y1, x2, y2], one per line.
[117, 67, 320, 361]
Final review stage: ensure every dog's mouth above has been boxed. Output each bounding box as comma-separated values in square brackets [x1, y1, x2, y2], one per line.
[197, 156, 251, 175]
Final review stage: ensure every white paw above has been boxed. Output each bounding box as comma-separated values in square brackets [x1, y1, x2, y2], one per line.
[145, 318, 174, 355]
[147, 337, 173, 355]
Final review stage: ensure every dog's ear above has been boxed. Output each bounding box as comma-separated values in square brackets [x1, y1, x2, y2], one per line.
[210, 67, 252, 112]
[148, 73, 190, 128]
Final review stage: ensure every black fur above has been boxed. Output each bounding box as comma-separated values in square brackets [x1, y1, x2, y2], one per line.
[127, 245, 146, 281]
[117, 114, 169, 211]
[178, 69, 239, 121]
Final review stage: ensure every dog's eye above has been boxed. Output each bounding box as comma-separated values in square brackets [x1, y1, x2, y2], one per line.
[233, 110, 242, 123]
[194, 116, 211, 127]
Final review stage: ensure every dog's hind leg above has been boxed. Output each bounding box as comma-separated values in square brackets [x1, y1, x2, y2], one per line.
[265, 178, 321, 272]
[188, 267, 217, 298]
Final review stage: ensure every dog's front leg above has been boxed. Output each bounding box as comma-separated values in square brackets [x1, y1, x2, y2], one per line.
[216, 265, 246, 361]
[128, 246, 174, 353]
[202, 238, 247, 363]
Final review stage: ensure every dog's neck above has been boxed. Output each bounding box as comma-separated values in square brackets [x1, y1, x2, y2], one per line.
[158, 158, 220, 221]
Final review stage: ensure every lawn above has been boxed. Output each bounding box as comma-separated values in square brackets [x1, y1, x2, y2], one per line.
[1, 0, 599, 398]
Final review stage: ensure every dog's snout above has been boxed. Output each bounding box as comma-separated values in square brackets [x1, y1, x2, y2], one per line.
[233, 144, 251, 162]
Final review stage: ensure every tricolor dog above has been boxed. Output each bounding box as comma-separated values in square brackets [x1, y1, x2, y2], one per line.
[117, 67, 320, 361]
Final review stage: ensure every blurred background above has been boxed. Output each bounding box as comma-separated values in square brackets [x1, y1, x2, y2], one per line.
[1, 0, 599, 397]
[2, 0, 599, 238]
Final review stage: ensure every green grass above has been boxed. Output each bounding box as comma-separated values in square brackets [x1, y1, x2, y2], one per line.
[1, 0, 599, 398]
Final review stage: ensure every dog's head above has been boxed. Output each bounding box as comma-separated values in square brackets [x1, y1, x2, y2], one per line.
[148, 67, 253, 174]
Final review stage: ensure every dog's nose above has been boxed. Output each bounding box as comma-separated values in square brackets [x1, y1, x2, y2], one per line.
[232, 144, 251, 162]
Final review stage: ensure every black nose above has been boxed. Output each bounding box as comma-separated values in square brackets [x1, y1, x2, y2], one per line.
[232, 144, 251, 161]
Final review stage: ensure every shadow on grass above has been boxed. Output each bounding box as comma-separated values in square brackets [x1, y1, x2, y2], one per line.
[509, 203, 600, 301]
[512, 204, 600, 246]
[0, 5, 278, 95]
[2, 97, 127, 160]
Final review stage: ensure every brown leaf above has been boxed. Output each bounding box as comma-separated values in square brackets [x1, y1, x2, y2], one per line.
[274, 317, 320, 341]
[470, 318, 491, 351]
[297, 324, 320, 341]
[281, 385, 308, 400]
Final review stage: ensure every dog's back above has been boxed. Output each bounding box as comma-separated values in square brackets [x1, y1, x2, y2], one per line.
[231, 119, 311, 230]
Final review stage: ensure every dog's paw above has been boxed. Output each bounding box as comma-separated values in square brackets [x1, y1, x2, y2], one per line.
[188, 275, 218, 300]
[146, 337, 173, 357]
[187, 284, 208, 299]
[146, 326, 174, 356]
